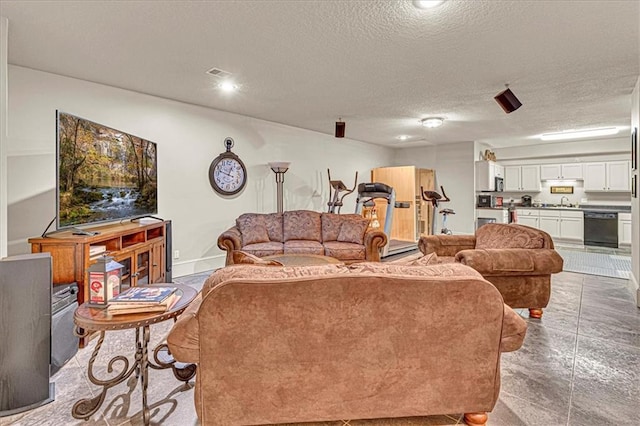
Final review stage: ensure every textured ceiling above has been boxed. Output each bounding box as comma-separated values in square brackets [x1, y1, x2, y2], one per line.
[1, 0, 639, 148]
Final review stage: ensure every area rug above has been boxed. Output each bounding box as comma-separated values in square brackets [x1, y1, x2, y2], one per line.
[556, 249, 632, 279]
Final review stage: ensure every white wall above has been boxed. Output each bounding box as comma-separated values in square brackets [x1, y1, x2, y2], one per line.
[0, 17, 8, 258]
[394, 142, 476, 235]
[494, 137, 628, 160]
[631, 77, 639, 306]
[6, 66, 393, 276]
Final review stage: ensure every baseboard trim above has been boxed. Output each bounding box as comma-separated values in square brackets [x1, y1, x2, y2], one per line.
[172, 255, 225, 278]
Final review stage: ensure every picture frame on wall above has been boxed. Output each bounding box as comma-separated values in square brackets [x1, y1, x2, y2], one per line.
[632, 127, 637, 171]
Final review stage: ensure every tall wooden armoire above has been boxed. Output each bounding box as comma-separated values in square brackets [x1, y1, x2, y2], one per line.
[370, 166, 435, 245]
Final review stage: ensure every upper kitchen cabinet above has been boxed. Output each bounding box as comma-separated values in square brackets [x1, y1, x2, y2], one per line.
[540, 163, 583, 180]
[583, 161, 630, 192]
[475, 161, 503, 191]
[504, 165, 541, 192]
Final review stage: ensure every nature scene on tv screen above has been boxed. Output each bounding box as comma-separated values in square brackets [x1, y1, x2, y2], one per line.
[57, 113, 158, 228]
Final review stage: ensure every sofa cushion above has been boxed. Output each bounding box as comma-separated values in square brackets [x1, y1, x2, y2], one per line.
[236, 214, 271, 245]
[241, 241, 284, 257]
[336, 218, 369, 244]
[399, 252, 439, 266]
[283, 240, 324, 255]
[284, 210, 322, 242]
[321, 213, 365, 242]
[264, 213, 284, 243]
[232, 250, 284, 266]
[476, 223, 545, 249]
[323, 241, 365, 260]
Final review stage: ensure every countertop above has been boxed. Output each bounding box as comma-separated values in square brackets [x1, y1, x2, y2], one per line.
[477, 205, 631, 213]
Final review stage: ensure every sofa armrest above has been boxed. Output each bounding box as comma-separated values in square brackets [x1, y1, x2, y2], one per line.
[364, 229, 388, 262]
[217, 226, 242, 265]
[501, 304, 527, 352]
[455, 248, 564, 276]
[167, 293, 203, 363]
[418, 234, 476, 257]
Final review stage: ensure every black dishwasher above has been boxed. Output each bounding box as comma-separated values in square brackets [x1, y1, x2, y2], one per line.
[583, 211, 618, 248]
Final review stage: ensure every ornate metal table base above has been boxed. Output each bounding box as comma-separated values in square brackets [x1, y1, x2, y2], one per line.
[71, 327, 196, 425]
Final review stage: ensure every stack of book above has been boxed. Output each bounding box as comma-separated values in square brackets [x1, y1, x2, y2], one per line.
[107, 286, 178, 315]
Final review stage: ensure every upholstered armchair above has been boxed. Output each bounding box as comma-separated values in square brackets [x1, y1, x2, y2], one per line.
[419, 223, 563, 318]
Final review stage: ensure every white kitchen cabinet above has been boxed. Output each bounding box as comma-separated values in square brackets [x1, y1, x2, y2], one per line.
[504, 165, 540, 192]
[542, 163, 583, 180]
[584, 161, 630, 192]
[557, 210, 584, 241]
[619, 213, 632, 245]
[538, 210, 560, 238]
[518, 216, 539, 228]
[475, 161, 502, 191]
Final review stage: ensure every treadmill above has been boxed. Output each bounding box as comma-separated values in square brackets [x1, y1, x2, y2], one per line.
[355, 182, 415, 257]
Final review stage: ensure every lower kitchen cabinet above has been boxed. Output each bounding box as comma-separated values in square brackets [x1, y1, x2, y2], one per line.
[619, 213, 632, 245]
[518, 209, 583, 242]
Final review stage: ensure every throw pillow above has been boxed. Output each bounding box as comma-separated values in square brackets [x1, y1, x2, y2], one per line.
[232, 251, 283, 266]
[407, 252, 439, 266]
[336, 219, 369, 244]
[236, 215, 271, 246]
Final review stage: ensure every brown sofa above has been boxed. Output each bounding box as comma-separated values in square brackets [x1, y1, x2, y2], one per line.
[167, 262, 527, 426]
[419, 223, 564, 318]
[217, 210, 387, 265]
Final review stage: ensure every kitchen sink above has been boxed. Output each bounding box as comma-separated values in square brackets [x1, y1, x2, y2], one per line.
[539, 204, 579, 209]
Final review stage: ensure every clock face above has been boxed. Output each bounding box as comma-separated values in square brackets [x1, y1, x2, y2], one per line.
[209, 155, 247, 195]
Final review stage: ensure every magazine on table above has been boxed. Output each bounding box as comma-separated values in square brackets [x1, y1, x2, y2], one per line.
[109, 286, 176, 304]
[107, 293, 179, 315]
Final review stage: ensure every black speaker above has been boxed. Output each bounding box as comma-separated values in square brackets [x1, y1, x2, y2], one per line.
[335, 121, 345, 138]
[165, 220, 173, 283]
[494, 88, 522, 114]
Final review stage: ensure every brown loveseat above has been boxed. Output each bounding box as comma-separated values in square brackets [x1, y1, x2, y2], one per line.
[217, 210, 387, 265]
[167, 262, 527, 426]
[419, 223, 563, 318]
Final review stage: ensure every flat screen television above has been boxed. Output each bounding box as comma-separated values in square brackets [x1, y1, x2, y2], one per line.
[56, 111, 158, 230]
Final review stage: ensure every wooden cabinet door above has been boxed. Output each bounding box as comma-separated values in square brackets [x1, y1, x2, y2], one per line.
[540, 164, 561, 180]
[151, 241, 165, 283]
[607, 161, 630, 191]
[561, 163, 583, 180]
[539, 217, 560, 238]
[584, 163, 607, 191]
[518, 216, 539, 229]
[521, 165, 541, 191]
[560, 218, 583, 241]
[504, 166, 521, 191]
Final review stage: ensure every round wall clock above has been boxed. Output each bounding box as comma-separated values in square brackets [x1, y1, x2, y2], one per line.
[208, 137, 247, 196]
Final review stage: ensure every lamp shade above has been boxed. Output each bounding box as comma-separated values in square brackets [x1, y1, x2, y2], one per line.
[269, 162, 291, 173]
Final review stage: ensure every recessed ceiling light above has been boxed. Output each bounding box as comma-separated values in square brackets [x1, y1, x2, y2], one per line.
[218, 81, 238, 92]
[421, 117, 444, 128]
[540, 127, 619, 141]
[397, 135, 410, 141]
[413, 0, 446, 9]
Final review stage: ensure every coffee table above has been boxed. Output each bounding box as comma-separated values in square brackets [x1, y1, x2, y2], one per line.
[263, 253, 343, 266]
[72, 283, 197, 425]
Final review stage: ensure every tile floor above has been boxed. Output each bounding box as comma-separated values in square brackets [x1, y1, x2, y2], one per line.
[2, 259, 638, 426]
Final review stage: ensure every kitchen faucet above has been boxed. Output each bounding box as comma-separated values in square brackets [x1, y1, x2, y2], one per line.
[560, 196, 570, 207]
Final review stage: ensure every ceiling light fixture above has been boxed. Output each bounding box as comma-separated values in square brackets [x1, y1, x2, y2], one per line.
[218, 81, 238, 92]
[540, 127, 619, 141]
[397, 135, 410, 141]
[413, 0, 447, 9]
[421, 117, 444, 128]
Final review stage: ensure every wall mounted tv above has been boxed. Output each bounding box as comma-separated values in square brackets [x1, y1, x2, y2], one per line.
[56, 111, 158, 229]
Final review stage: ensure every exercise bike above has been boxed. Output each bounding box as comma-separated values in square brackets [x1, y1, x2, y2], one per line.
[421, 185, 455, 235]
[327, 169, 358, 214]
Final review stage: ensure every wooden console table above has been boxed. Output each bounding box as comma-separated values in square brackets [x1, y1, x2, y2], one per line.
[29, 220, 170, 346]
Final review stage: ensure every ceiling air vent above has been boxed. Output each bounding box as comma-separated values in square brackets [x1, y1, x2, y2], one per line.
[206, 68, 232, 78]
